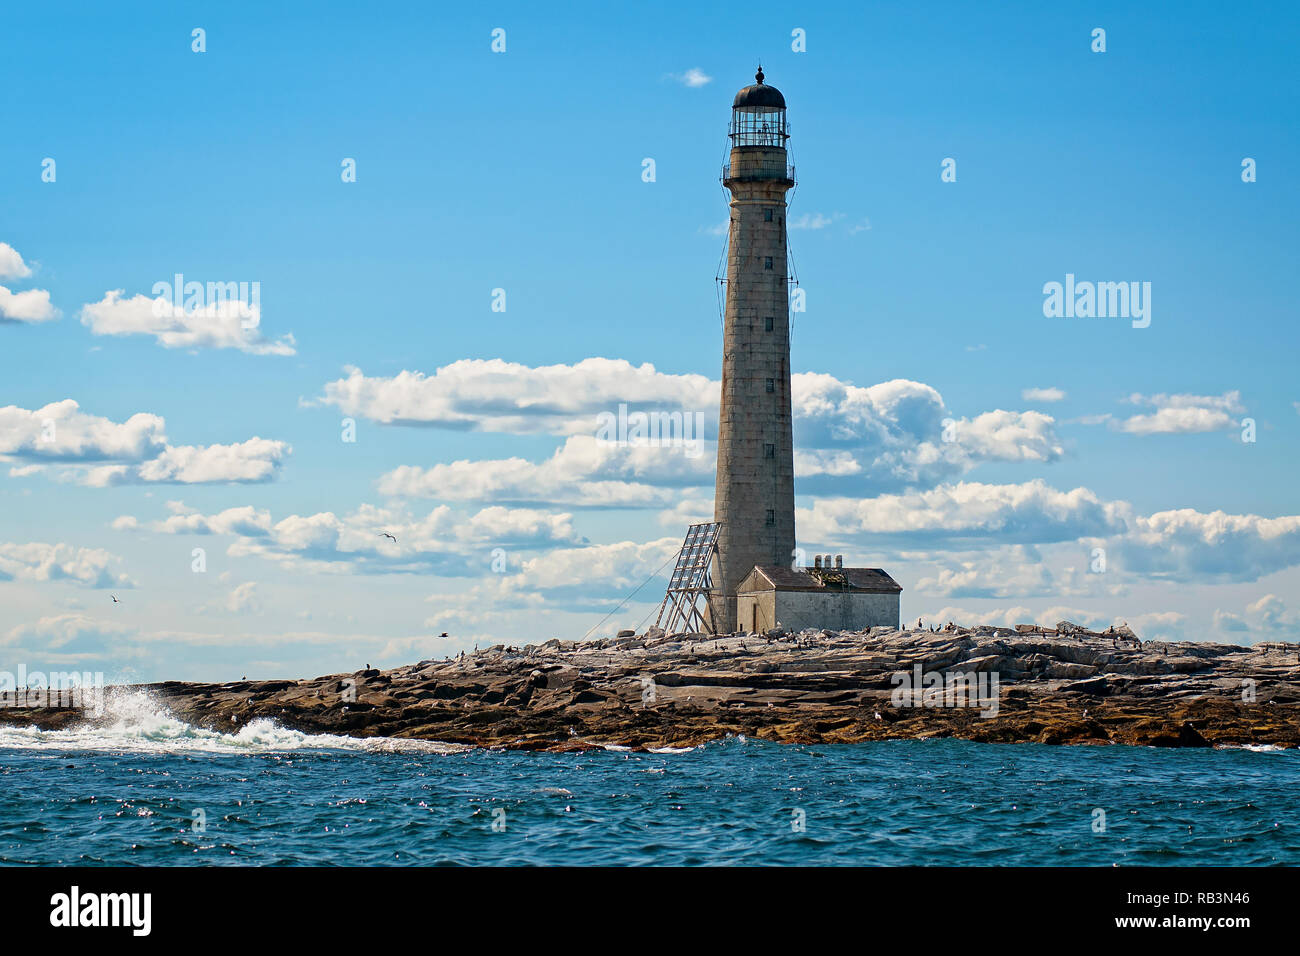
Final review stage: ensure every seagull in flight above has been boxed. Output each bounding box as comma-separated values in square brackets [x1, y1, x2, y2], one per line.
[111, 595, 120, 604]
[379, 531, 397, 543]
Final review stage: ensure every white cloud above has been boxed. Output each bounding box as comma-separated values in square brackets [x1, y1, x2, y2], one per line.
[0, 400, 289, 486]
[430, 537, 682, 617]
[0, 243, 33, 279]
[790, 212, 842, 230]
[798, 480, 1128, 547]
[1117, 391, 1243, 435]
[226, 582, 260, 614]
[79, 290, 295, 355]
[131, 501, 581, 575]
[1022, 387, 1066, 403]
[913, 546, 1058, 598]
[143, 504, 274, 536]
[0, 541, 133, 589]
[377, 435, 708, 506]
[2, 613, 135, 652]
[0, 286, 58, 323]
[672, 68, 712, 87]
[1113, 509, 1300, 582]
[0, 400, 166, 461]
[342, 363, 1064, 505]
[104, 437, 290, 485]
[791, 375, 1063, 491]
[1212, 594, 1300, 643]
[1129, 611, 1188, 642]
[314, 359, 716, 436]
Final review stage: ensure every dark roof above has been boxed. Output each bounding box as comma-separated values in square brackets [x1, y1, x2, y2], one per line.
[733, 67, 785, 110]
[739, 566, 902, 594]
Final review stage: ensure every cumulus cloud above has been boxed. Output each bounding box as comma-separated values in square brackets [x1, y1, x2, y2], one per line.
[0, 400, 166, 461]
[427, 537, 682, 620]
[377, 435, 709, 506]
[337, 362, 1063, 504]
[913, 546, 1058, 598]
[82, 438, 291, 486]
[313, 359, 716, 435]
[798, 480, 1127, 547]
[1112, 509, 1300, 582]
[0, 541, 133, 589]
[791, 375, 1062, 492]
[0, 400, 289, 486]
[1116, 391, 1244, 435]
[129, 501, 582, 575]
[2, 613, 135, 653]
[798, 473, 1300, 587]
[226, 581, 260, 614]
[79, 290, 295, 355]
[1213, 594, 1300, 643]
[0, 243, 33, 279]
[138, 503, 274, 536]
[0, 286, 58, 323]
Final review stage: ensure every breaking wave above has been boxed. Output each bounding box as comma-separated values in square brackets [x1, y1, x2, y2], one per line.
[0, 691, 467, 755]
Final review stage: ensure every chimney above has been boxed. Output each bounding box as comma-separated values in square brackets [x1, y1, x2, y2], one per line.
[835, 555, 843, 569]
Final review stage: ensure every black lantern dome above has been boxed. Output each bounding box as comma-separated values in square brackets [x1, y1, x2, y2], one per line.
[729, 66, 788, 147]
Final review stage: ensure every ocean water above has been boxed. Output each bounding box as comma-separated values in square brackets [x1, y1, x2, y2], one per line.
[0, 694, 1294, 866]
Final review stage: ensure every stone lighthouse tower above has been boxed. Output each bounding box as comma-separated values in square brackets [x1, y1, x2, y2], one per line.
[708, 68, 797, 634]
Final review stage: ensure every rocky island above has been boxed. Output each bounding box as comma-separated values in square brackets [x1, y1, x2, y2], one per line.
[5, 622, 1299, 750]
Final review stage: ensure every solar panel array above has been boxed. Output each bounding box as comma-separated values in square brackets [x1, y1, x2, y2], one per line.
[666, 522, 720, 590]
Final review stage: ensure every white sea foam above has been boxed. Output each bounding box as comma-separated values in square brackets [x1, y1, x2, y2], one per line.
[0, 691, 468, 755]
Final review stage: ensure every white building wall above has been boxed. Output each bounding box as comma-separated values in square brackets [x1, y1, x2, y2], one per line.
[736, 590, 899, 633]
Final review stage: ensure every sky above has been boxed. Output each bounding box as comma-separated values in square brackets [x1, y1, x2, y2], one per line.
[1, 0, 1298, 683]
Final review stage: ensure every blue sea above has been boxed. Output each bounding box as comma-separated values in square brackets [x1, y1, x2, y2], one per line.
[0, 694, 1294, 866]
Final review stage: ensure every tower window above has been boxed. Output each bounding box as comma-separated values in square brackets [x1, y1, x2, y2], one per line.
[765, 379, 775, 393]
[766, 509, 776, 526]
[764, 316, 774, 331]
[764, 443, 775, 459]
[764, 208, 773, 222]
[764, 257, 773, 270]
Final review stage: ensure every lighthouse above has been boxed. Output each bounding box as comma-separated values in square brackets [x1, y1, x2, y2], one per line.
[707, 68, 797, 634]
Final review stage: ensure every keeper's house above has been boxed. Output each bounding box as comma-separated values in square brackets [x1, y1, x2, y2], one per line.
[735, 558, 901, 634]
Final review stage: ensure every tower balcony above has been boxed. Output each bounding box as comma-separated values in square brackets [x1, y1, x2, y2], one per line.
[721, 160, 796, 187]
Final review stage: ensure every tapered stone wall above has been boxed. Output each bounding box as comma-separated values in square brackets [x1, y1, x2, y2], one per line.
[708, 144, 796, 634]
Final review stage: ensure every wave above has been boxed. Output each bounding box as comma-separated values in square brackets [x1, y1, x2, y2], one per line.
[0, 691, 468, 755]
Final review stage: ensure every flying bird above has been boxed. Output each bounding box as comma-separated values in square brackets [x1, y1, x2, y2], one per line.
[111, 595, 120, 604]
[379, 532, 397, 543]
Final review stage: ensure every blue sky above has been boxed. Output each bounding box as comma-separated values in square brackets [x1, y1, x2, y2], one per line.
[2, 0, 1298, 682]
